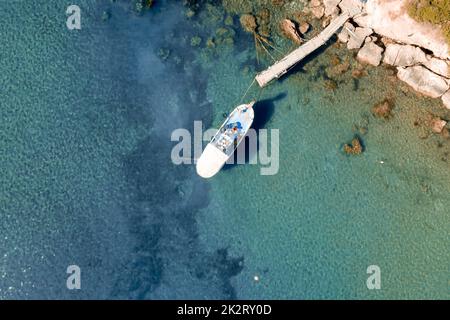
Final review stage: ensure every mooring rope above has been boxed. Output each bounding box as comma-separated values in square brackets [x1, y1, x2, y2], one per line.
[258, 36, 285, 57]
[256, 36, 278, 63]
[239, 77, 257, 103]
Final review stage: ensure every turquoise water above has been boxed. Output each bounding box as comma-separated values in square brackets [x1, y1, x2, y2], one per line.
[202, 54, 450, 298]
[0, 0, 449, 299]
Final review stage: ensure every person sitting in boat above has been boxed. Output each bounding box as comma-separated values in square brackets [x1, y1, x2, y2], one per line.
[226, 121, 243, 131]
[226, 122, 242, 139]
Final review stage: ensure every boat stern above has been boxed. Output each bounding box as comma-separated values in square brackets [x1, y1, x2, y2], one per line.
[196, 144, 229, 178]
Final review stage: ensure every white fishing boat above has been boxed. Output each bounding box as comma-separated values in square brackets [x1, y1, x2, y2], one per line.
[196, 101, 255, 178]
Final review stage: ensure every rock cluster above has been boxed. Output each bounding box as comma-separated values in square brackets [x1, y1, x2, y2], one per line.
[431, 118, 448, 134]
[343, 136, 363, 155]
[321, 0, 450, 109]
[372, 99, 395, 119]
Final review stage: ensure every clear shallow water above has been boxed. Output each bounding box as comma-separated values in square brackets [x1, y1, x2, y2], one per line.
[201, 46, 450, 299]
[0, 1, 449, 299]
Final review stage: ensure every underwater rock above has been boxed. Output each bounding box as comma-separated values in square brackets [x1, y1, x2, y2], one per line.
[256, 8, 271, 38]
[157, 48, 170, 61]
[359, 126, 368, 135]
[257, 8, 270, 24]
[397, 66, 449, 98]
[216, 27, 230, 37]
[272, 0, 286, 6]
[206, 38, 215, 48]
[326, 56, 350, 78]
[204, 3, 225, 23]
[351, 67, 367, 79]
[101, 11, 111, 21]
[224, 15, 234, 26]
[372, 99, 394, 119]
[330, 53, 341, 66]
[190, 36, 202, 47]
[431, 118, 447, 133]
[324, 79, 337, 91]
[347, 27, 373, 50]
[185, 9, 195, 18]
[280, 19, 302, 44]
[343, 136, 364, 155]
[135, 0, 153, 13]
[173, 55, 182, 65]
[240, 14, 257, 33]
[214, 27, 235, 46]
[222, 37, 234, 46]
[384, 65, 397, 77]
[222, 0, 253, 14]
[442, 91, 450, 110]
[299, 22, 310, 35]
[185, 8, 195, 19]
[135, 1, 144, 13]
[357, 41, 384, 66]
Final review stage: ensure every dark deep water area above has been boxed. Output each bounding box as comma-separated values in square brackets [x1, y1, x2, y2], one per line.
[0, 0, 243, 299]
[1, 0, 449, 299]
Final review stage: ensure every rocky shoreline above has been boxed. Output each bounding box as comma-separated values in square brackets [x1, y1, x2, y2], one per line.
[221, 0, 449, 127]
[313, 0, 450, 113]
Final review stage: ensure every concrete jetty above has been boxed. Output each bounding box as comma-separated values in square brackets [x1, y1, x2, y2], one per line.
[255, 11, 354, 87]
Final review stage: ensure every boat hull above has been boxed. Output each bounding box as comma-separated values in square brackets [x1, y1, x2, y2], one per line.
[196, 101, 255, 178]
[196, 143, 229, 178]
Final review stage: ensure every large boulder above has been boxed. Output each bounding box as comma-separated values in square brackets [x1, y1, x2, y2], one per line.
[357, 41, 384, 66]
[431, 118, 447, 133]
[383, 43, 450, 78]
[310, 0, 325, 19]
[383, 44, 426, 67]
[423, 57, 450, 79]
[280, 19, 302, 44]
[397, 66, 450, 98]
[339, 0, 364, 16]
[347, 27, 373, 50]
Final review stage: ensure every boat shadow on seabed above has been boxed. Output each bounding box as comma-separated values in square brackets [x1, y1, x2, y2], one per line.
[223, 92, 287, 171]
